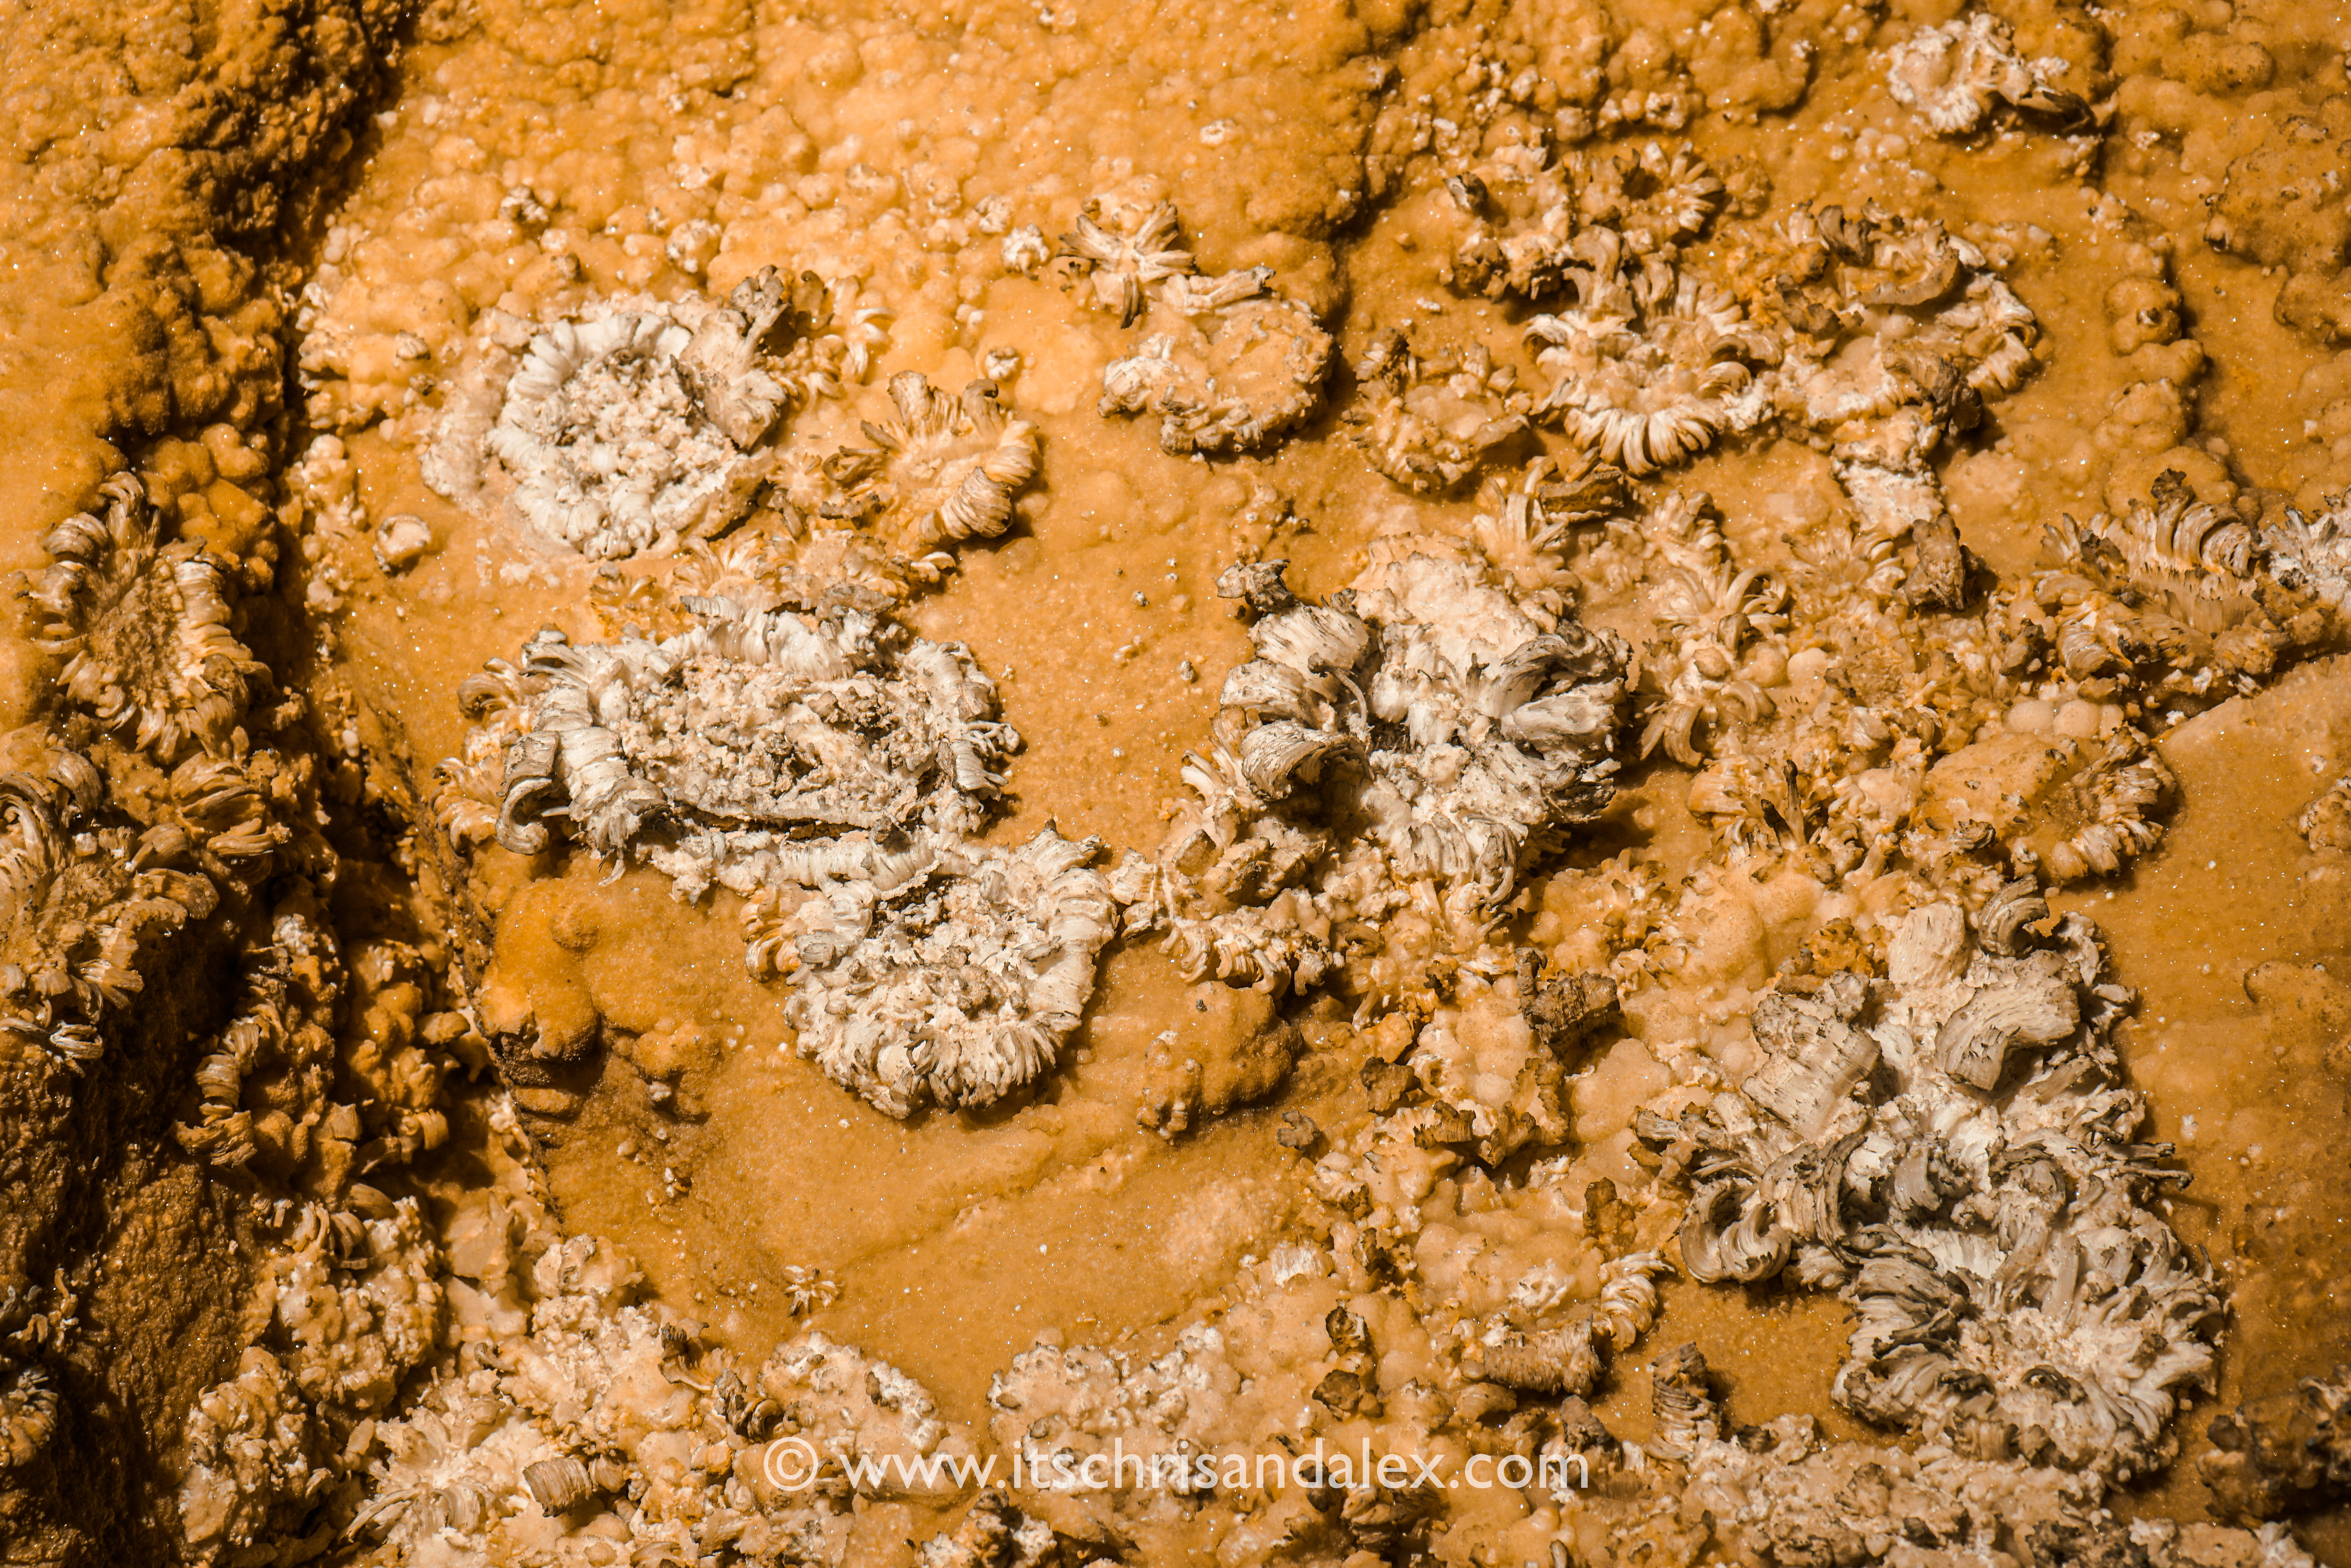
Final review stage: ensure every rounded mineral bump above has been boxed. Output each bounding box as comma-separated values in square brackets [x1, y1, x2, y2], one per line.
[2053, 698, 2101, 738]
[2006, 698, 2055, 734]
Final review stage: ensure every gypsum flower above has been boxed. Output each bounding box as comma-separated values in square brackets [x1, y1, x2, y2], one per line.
[588, 532, 794, 639]
[1639, 890, 2220, 1476]
[176, 1349, 321, 1556]
[1679, 699, 1917, 872]
[1446, 164, 1584, 304]
[1763, 213, 2038, 460]
[986, 1325, 1237, 1497]
[1161, 895, 1342, 997]
[1672, 1403, 2186, 1568]
[1445, 142, 1720, 302]
[2298, 773, 2351, 853]
[1786, 513, 1907, 611]
[1920, 722, 2176, 885]
[2031, 569, 2230, 696]
[819, 372, 1040, 550]
[1631, 495, 1790, 763]
[913, 1492, 1087, 1568]
[1885, 13, 2086, 136]
[1684, 749, 1818, 859]
[756, 1329, 976, 1492]
[1100, 293, 1336, 457]
[266, 1197, 445, 1413]
[351, 1237, 957, 1563]
[27, 474, 265, 764]
[0, 1363, 57, 1473]
[807, 277, 893, 390]
[761, 828, 1115, 1116]
[1002, 223, 1051, 274]
[1058, 196, 1195, 325]
[1348, 327, 1534, 494]
[1153, 263, 1276, 317]
[175, 906, 353, 1175]
[169, 753, 294, 869]
[0, 758, 216, 1074]
[1406, 962, 1624, 1168]
[1529, 272, 1776, 475]
[2019, 737, 2172, 885]
[2260, 496, 2351, 616]
[1827, 458, 1981, 609]
[2073, 470, 2260, 626]
[1570, 141, 1727, 253]
[483, 598, 1013, 877]
[473, 269, 811, 560]
[1196, 548, 1629, 905]
[1463, 452, 1632, 619]
[1449, 207, 1580, 304]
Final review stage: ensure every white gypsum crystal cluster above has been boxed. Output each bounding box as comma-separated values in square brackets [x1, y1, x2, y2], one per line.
[1644, 1346, 2314, 1568]
[451, 590, 1119, 1115]
[1348, 326, 1536, 494]
[1639, 880, 2220, 1477]
[429, 268, 814, 559]
[476, 596, 1012, 875]
[1884, 13, 2085, 136]
[1073, 195, 1337, 456]
[0, 754, 219, 1073]
[1181, 541, 1629, 909]
[1447, 140, 1728, 304]
[745, 827, 1116, 1117]
[2262, 495, 2351, 616]
[29, 473, 265, 764]
[814, 370, 1040, 552]
[1525, 252, 1777, 478]
[344, 1232, 980, 1567]
[1737, 204, 2039, 570]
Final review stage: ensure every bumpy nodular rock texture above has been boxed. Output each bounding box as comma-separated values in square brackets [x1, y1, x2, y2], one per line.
[1639, 880, 2220, 1479]
[1181, 542, 1629, 909]
[339, 1230, 981, 1567]
[2201, 1364, 2351, 1523]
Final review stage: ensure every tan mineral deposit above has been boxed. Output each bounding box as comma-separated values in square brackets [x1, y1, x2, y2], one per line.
[1, 0, 2348, 1563]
